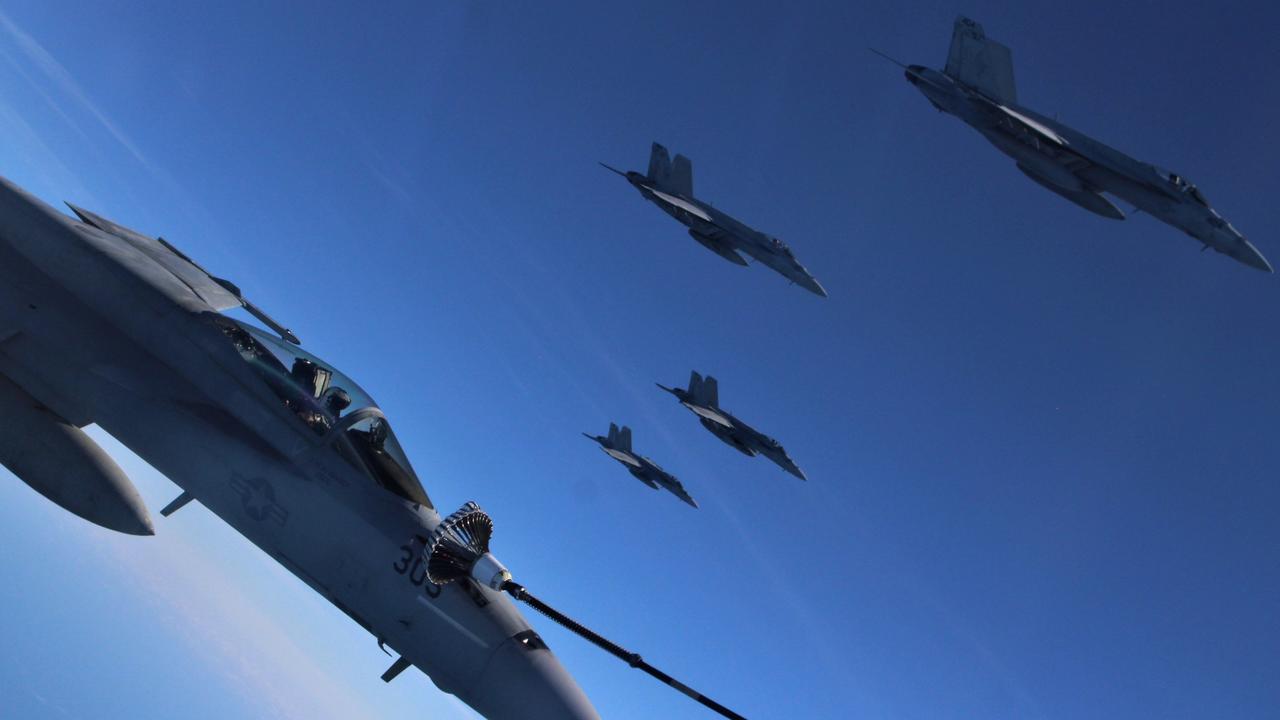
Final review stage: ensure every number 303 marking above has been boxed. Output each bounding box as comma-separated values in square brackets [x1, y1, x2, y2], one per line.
[394, 544, 441, 598]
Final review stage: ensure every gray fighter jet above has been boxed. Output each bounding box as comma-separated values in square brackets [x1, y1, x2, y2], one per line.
[0, 177, 746, 720]
[602, 143, 829, 296]
[658, 372, 807, 481]
[584, 423, 698, 508]
[878, 16, 1271, 272]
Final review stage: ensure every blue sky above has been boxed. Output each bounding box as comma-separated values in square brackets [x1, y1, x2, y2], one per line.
[1, 1, 1278, 718]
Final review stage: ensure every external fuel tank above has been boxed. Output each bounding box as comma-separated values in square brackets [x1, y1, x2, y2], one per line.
[0, 372, 153, 535]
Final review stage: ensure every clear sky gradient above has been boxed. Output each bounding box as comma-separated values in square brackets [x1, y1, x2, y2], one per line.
[1, 2, 1277, 719]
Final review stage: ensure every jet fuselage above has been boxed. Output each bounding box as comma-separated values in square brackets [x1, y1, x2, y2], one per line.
[585, 431, 697, 507]
[904, 65, 1271, 271]
[619, 170, 830, 296]
[0, 178, 597, 720]
[660, 385, 807, 481]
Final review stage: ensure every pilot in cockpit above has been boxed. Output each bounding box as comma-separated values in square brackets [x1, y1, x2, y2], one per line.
[322, 387, 352, 417]
[287, 358, 341, 433]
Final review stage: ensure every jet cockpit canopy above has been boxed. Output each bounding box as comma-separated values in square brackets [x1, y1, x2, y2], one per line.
[217, 318, 431, 508]
[1160, 168, 1210, 207]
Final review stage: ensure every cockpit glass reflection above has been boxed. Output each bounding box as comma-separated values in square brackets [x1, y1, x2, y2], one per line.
[217, 318, 431, 508]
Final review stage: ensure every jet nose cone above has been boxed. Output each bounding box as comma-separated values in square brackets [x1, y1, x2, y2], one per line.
[1238, 239, 1273, 272]
[800, 276, 828, 298]
[465, 635, 600, 720]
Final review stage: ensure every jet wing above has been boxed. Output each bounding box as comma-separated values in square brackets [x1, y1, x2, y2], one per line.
[604, 447, 644, 468]
[973, 102, 1180, 200]
[67, 204, 300, 344]
[967, 95, 1077, 156]
[684, 402, 733, 429]
[643, 186, 713, 222]
[992, 104, 1065, 146]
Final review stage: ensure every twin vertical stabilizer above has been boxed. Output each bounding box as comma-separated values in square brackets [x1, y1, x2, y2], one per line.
[607, 423, 633, 453]
[687, 371, 719, 409]
[945, 16, 1017, 104]
[647, 143, 694, 198]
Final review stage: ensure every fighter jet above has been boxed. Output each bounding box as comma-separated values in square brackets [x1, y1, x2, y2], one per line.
[0, 176, 747, 720]
[584, 423, 698, 508]
[877, 16, 1271, 272]
[601, 143, 830, 296]
[658, 371, 807, 481]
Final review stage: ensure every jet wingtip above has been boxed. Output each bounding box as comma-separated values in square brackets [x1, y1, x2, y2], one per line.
[598, 162, 627, 178]
[869, 48, 908, 69]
